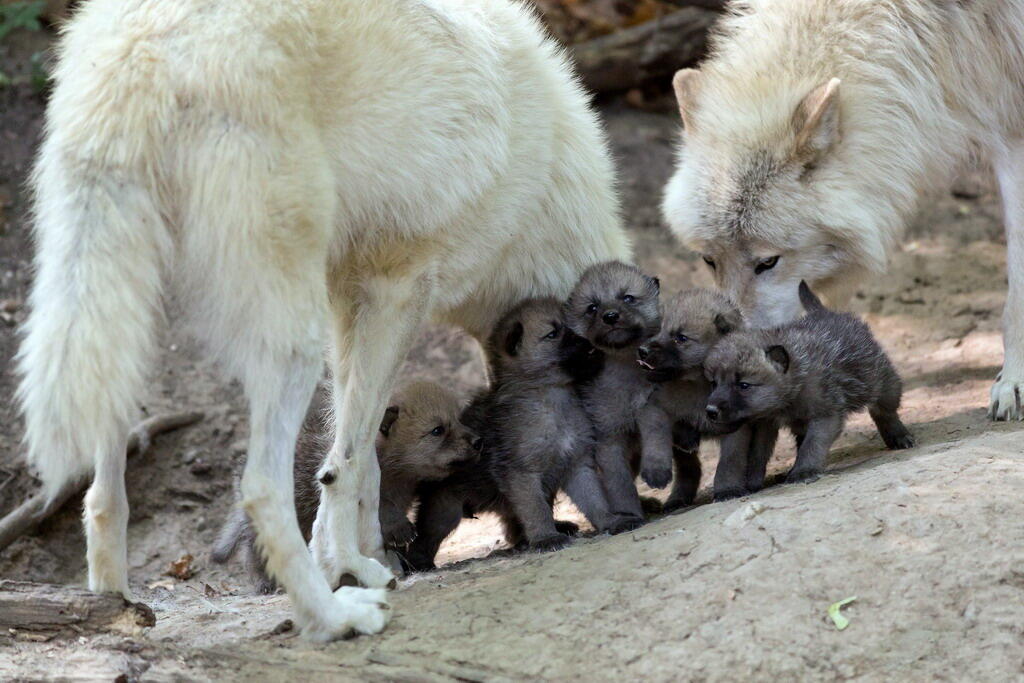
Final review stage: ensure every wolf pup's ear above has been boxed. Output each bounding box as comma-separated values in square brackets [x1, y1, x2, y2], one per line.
[766, 345, 790, 374]
[504, 321, 525, 357]
[380, 406, 400, 437]
[649, 276, 661, 293]
[672, 68, 701, 132]
[714, 310, 741, 336]
[792, 78, 841, 164]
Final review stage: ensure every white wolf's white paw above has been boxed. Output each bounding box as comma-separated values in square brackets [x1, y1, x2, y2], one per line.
[301, 586, 391, 642]
[989, 371, 1023, 421]
[312, 543, 397, 591]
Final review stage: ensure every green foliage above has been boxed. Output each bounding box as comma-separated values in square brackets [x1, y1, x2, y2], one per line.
[29, 50, 48, 92]
[0, 1, 46, 42]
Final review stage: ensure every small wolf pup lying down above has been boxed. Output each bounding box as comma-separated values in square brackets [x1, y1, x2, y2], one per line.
[704, 282, 914, 497]
[404, 298, 631, 572]
[635, 289, 743, 512]
[212, 382, 481, 594]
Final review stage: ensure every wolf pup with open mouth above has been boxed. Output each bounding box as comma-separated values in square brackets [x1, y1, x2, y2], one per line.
[635, 289, 743, 511]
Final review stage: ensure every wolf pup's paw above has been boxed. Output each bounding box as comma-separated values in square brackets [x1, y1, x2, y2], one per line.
[640, 463, 673, 490]
[882, 430, 916, 450]
[785, 467, 821, 485]
[713, 487, 750, 502]
[384, 520, 417, 549]
[605, 514, 645, 535]
[989, 371, 1023, 421]
[554, 520, 580, 536]
[529, 534, 574, 552]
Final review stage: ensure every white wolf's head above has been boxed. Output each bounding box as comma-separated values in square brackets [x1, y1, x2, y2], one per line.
[662, 67, 891, 328]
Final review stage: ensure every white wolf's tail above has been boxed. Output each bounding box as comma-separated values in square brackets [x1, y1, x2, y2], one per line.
[17, 142, 169, 500]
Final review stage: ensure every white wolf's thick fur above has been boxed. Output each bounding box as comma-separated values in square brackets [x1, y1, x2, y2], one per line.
[662, 0, 1024, 420]
[18, 0, 629, 639]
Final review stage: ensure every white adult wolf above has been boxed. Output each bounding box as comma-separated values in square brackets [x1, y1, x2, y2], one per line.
[662, 0, 1024, 420]
[17, 0, 629, 640]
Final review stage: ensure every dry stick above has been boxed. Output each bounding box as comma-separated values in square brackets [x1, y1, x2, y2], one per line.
[0, 411, 205, 552]
[571, 7, 720, 93]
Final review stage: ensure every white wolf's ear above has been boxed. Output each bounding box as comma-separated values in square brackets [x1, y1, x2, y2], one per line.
[792, 78, 841, 163]
[672, 68, 701, 132]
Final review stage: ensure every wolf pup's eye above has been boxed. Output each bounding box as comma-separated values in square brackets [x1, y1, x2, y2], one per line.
[430, 425, 446, 437]
[702, 255, 716, 270]
[586, 303, 598, 315]
[544, 325, 559, 340]
[674, 333, 689, 344]
[755, 256, 779, 274]
[737, 382, 751, 390]
[622, 294, 636, 304]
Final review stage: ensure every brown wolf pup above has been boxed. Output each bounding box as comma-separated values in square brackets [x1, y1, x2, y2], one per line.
[212, 381, 480, 593]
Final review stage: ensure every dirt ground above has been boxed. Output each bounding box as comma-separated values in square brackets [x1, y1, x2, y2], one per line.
[2, 22, 1024, 683]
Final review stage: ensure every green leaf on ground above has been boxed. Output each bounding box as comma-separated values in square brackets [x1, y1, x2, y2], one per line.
[827, 596, 857, 630]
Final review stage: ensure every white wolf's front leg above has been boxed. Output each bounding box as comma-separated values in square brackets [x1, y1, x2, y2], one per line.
[991, 142, 1024, 420]
[311, 268, 435, 588]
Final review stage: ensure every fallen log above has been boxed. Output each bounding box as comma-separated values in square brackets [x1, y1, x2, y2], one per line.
[571, 7, 721, 93]
[0, 580, 155, 636]
[0, 411, 205, 552]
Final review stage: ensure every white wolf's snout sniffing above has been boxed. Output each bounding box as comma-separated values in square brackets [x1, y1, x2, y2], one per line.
[17, 0, 629, 639]
[662, 0, 1024, 419]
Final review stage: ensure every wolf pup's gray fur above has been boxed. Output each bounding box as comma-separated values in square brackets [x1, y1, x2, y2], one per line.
[636, 289, 743, 511]
[704, 282, 914, 494]
[212, 381, 479, 593]
[564, 261, 663, 524]
[405, 297, 627, 571]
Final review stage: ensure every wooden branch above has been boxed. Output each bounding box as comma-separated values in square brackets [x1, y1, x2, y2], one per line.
[571, 7, 720, 93]
[0, 580, 155, 635]
[0, 411, 204, 552]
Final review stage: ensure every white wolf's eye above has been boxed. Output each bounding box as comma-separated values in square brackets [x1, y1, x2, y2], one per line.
[755, 256, 779, 274]
[702, 255, 716, 270]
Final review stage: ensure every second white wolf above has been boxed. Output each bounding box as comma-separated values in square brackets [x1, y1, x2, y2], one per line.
[16, 0, 629, 640]
[662, 0, 1024, 420]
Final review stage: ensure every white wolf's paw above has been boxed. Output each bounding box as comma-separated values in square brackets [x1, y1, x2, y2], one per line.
[302, 586, 390, 642]
[312, 544, 397, 591]
[989, 371, 1023, 421]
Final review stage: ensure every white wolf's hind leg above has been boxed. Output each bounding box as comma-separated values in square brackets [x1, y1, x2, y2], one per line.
[311, 269, 435, 590]
[991, 141, 1024, 420]
[84, 439, 131, 598]
[239, 348, 390, 639]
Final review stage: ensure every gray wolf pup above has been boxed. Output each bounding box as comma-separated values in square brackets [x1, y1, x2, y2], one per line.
[405, 298, 625, 571]
[704, 282, 914, 493]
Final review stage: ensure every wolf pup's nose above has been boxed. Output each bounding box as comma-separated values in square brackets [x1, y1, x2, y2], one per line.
[637, 346, 649, 360]
[706, 405, 721, 421]
[602, 310, 620, 325]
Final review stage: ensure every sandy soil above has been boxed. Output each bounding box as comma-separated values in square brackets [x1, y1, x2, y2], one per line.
[2, 25, 1023, 683]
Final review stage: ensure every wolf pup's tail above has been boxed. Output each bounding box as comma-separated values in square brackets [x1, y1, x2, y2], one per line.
[798, 281, 826, 315]
[211, 507, 251, 564]
[16, 139, 170, 500]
